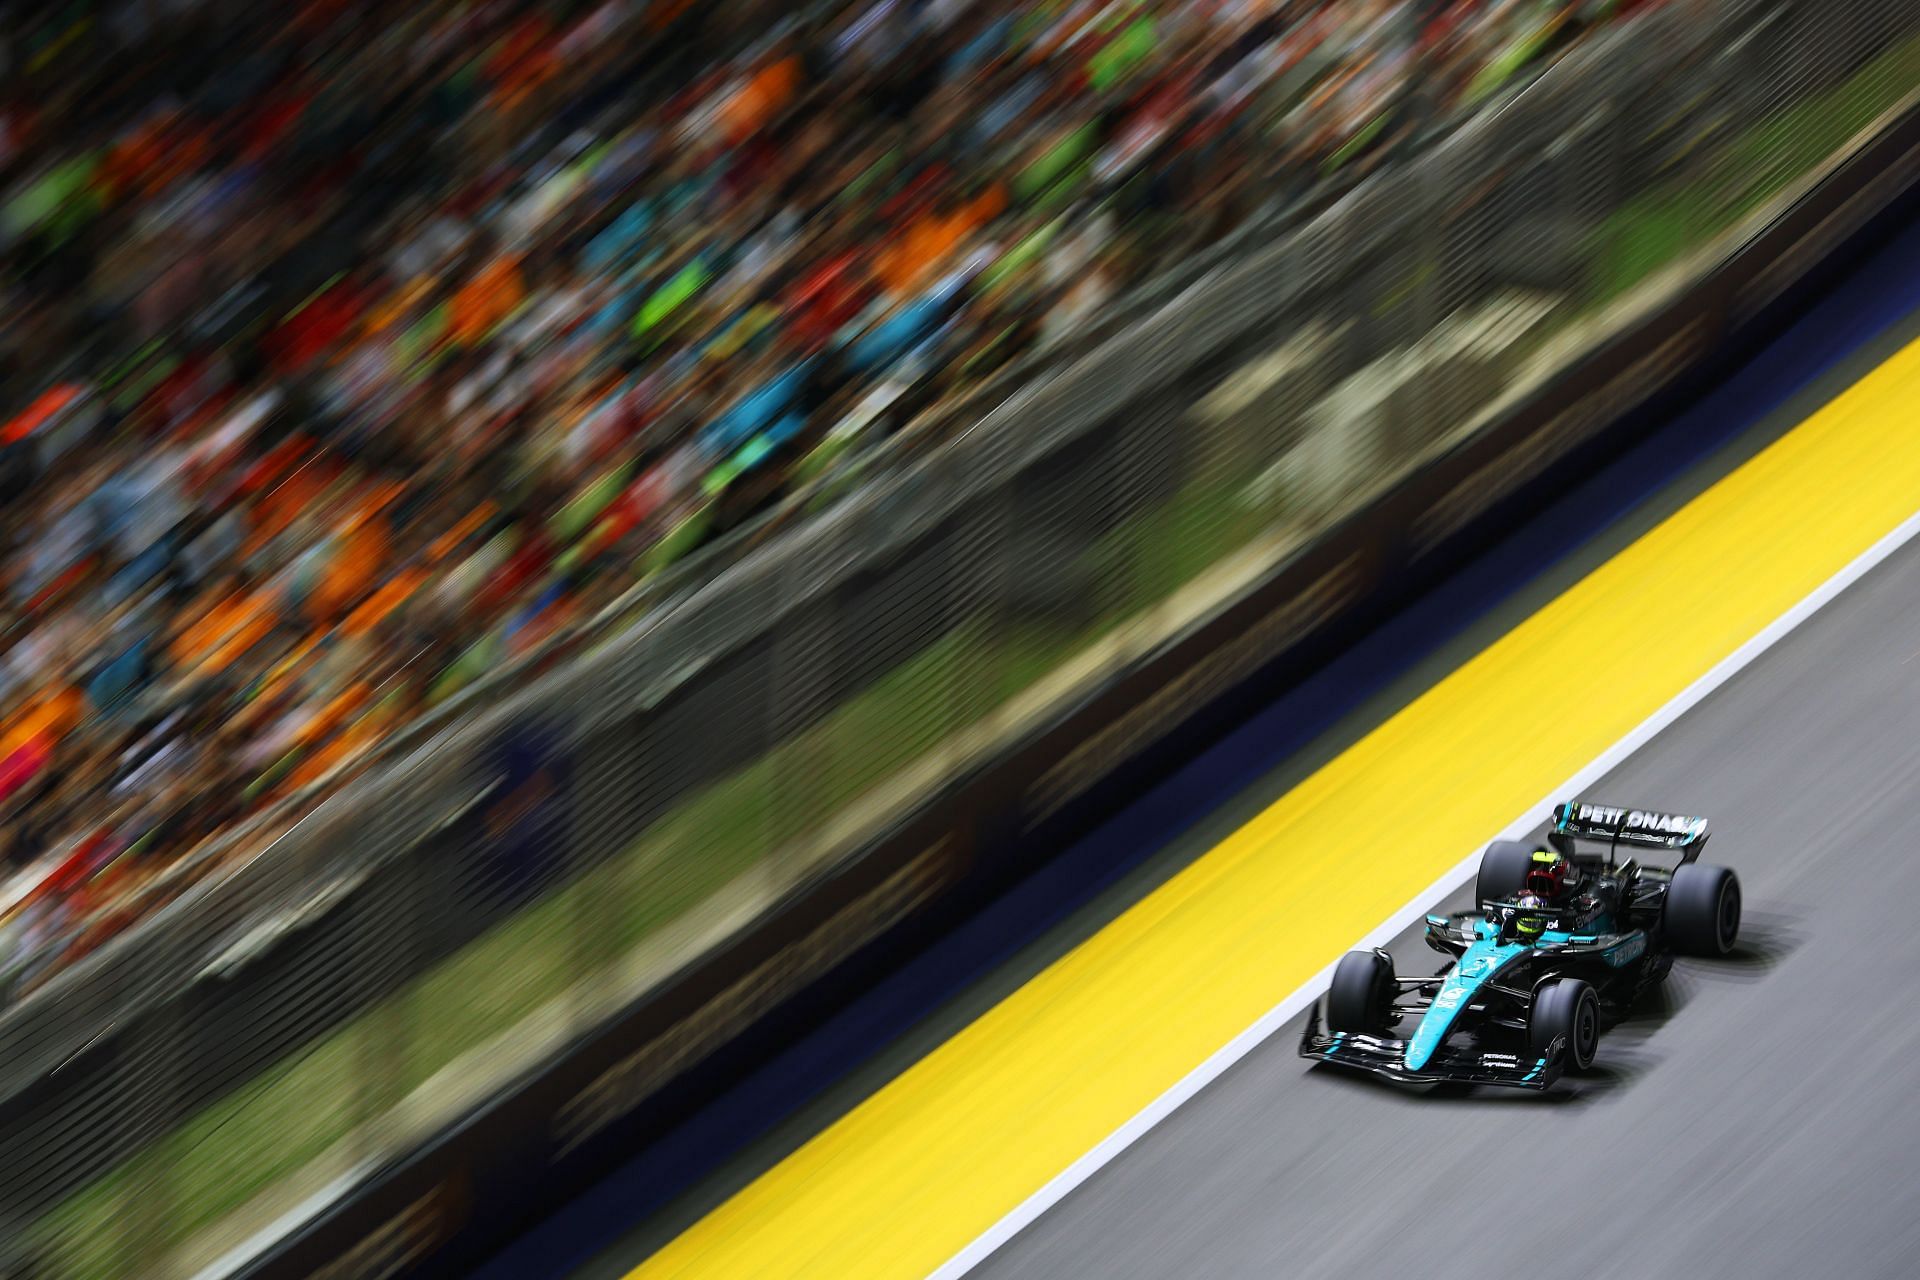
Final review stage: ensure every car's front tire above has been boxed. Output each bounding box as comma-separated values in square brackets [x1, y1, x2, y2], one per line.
[1327, 950, 1396, 1035]
[1530, 977, 1599, 1071]
[1665, 862, 1741, 956]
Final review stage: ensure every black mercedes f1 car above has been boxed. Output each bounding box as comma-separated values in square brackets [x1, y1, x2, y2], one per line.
[1299, 800, 1741, 1090]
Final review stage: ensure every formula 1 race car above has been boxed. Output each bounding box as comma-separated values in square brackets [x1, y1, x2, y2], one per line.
[1299, 800, 1740, 1090]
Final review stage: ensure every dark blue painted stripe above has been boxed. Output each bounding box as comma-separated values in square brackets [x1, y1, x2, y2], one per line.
[473, 209, 1920, 1280]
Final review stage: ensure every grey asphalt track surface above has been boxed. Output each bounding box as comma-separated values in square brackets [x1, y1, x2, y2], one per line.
[973, 495, 1920, 1280]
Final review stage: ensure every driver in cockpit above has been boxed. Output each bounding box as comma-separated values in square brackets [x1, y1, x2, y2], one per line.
[1524, 847, 1614, 932]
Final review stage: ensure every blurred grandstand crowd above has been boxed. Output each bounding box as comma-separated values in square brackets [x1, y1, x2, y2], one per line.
[0, 0, 1661, 998]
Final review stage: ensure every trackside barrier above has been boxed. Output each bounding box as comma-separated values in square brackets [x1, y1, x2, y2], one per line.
[3, 2, 1918, 1275]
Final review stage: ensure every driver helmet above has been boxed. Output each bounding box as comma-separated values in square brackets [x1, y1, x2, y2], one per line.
[1512, 892, 1551, 939]
[1525, 848, 1574, 903]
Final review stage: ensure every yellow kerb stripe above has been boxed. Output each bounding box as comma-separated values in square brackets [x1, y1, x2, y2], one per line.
[632, 335, 1920, 1279]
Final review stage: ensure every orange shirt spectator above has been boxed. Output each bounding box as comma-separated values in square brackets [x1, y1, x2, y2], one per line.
[0, 693, 76, 816]
[877, 182, 1006, 295]
[312, 494, 397, 622]
[723, 55, 803, 144]
[344, 566, 428, 639]
[245, 452, 339, 557]
[0, 687, 82, 760]
[450, 253, 527, 348]
[174, 588, 277, 676]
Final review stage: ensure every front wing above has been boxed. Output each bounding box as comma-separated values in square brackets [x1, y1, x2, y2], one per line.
[1298, 1004, 1565, 1090]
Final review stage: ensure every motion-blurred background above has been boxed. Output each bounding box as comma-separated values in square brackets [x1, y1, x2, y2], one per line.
[0, 0, 1656, 984]
[0, 0, 1913, 1277]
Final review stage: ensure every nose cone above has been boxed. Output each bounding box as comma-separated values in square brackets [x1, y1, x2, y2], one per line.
[1404, 941, 1523, 1071]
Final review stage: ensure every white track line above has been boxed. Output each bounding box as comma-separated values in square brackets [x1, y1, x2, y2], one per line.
[929, 501, 1920, 1280]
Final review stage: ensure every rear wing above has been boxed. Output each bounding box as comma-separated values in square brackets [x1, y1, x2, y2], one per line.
[1551, 801, 1708, 854]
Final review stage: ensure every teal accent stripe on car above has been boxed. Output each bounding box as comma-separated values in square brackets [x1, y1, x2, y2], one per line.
[1602, 932, 1648, 967]
[1404, 937, 1530, 1071]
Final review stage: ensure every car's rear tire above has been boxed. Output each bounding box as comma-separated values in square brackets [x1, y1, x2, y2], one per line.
[1530, 978, 1599, 1070]
[1327, 950, 1396, 1034]
[1665, 862, 1740, 956]
[1476, 840, 1536, 906]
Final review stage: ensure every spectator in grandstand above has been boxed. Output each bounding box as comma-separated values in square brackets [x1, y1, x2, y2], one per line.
[0, 0, 1655, 996]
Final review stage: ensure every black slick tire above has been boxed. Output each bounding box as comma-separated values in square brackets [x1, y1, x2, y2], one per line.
[1327, 950, 1395, 1034]
[1665, 862, 1741, 956]
[1530, 977, 1600, 1071]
